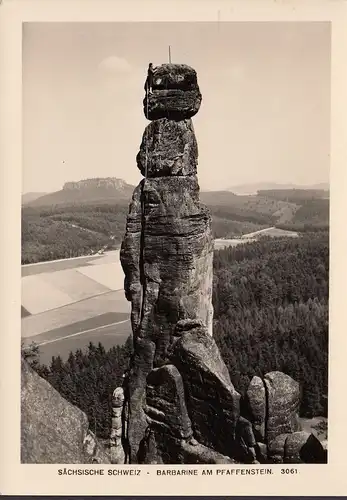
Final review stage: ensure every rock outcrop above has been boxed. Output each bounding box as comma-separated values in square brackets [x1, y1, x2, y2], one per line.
[120, 66, 214, 463]
[170, 320, 240, 457]
[246, 375, 266, 441]
[29, 177, 135, 207]
[136, 119, 198, 178]
[21, 359, 110, 464]
[264, 371, 301, 443]
[110, 387, 125, 464]
[143, 64, 202, 120]
[268, 431, 326, 464]
[246, 372, 301, 445]
[63, 177, 130, 191]
[118, 63, 326, 465]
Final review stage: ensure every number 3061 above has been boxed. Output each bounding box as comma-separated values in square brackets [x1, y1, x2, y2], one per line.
[281, 468, 298, 474]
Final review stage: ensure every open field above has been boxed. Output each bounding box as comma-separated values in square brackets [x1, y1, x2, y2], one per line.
[21, 231, 301, 365]
[22, 289, 129, 338]
[36, 319, 131, 365]
[21, 251, 130, 364]
[22, 312, 131, 365]
[214, 238, 255, 250]
[22, 250, 124, 316]
[214, 227, 298, 249]
[240, 226, 299, 239]
[22, 253, 101, 276]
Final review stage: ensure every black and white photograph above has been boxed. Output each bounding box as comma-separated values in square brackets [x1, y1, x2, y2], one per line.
[19, 20, 331, 467]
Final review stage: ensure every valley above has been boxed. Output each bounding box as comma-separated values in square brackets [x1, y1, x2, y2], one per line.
[21, 179, 329, 264]
[21, 179, 329, 439]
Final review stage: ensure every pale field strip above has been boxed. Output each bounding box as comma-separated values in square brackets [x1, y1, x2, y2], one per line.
[93, 250, 121, 264]
[21, 290, 130, 338]
[36, 318, 130, 347]
[21, 234, 294, 339]
[22, 276, 73, 314]
[21, 270, 109, 314]
[41, 268, 110, 299]
[21, 250, 120, 277]
[21, 252, 100, 268]
[214, 238, 256, 250]
[240, 226, 299, 239]
[214, 228, 298, 250]
[77, 262, 125, 291]
[21, 250, 125, 315]
[36, 320, 132, 365]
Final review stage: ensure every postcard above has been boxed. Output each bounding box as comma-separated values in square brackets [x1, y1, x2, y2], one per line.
[0, 0, 346, 496]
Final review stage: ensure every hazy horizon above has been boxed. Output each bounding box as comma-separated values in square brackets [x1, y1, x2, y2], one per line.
[23, 22, 331, 193]
[22, 179, 330, 196]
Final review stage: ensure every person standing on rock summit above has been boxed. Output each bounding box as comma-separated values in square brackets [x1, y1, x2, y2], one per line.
[145, 63, 155, 94]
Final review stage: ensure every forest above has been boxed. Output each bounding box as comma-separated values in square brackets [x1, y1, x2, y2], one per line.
[275, 199, 329, 231]
[21, 204, 129, 264]
[212, 232, 328, 418]
[25, 231, 329, 439]
[22, 186, 330, 264]
[21, 201, 272, 263]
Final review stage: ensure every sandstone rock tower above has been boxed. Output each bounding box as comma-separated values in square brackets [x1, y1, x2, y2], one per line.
[118, 64, 326, 465]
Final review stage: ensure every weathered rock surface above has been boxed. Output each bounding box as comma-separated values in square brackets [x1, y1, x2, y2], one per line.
[123, 337, 156, 463]
[121, 175, 214, 365]
[283, 431, 326, 464]
[143, 64, 201, 120]
[110, 387, 125, 464]
[268, 430, 326, 464]
[137, 118, 198, 177]
[120, 175, 213, 463]
[145, 365, 192, 439]
[246, 372, 302, 448]
[139, 426, 234, 464]
[256, 441, 268, 462]
[170, 321, 240, 458]
[235, 416, 258, 463]
[150, 64, 199, 91]
[267, 433, 288, 463]
[21, 359, 110, 464]
[144, 89, 202, 121]
[180, 440, 235, 464]
[264, 371, 301, 443]
[246, 375, 266, 441]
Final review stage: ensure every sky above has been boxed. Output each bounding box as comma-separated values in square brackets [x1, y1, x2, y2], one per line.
[22, 22, 331, 193]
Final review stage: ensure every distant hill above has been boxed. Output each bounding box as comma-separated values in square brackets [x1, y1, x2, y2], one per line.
[257, 189, 329, 202]
[22, 192, 48, 205]
[228, 182, 330, 195]
[26, 178, 135, 207]
[200, 190, 239, 206]
[200, 190, 298, 221]
[22, 180, 329, 264]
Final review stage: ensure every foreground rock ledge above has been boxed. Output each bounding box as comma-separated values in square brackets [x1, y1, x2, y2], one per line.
[21, 359, 110, 464]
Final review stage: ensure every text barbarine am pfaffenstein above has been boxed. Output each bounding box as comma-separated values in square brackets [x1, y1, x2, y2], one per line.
[57, 467, 275, 476]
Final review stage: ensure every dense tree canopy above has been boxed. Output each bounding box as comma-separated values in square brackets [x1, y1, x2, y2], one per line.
[22, 191, 329, 263]
[21, 203, 129, 263]
[213, 233, 329, 417]
[32, 338, 133, 438]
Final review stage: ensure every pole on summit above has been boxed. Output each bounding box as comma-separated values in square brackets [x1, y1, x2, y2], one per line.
[169, 45, 172, 63]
